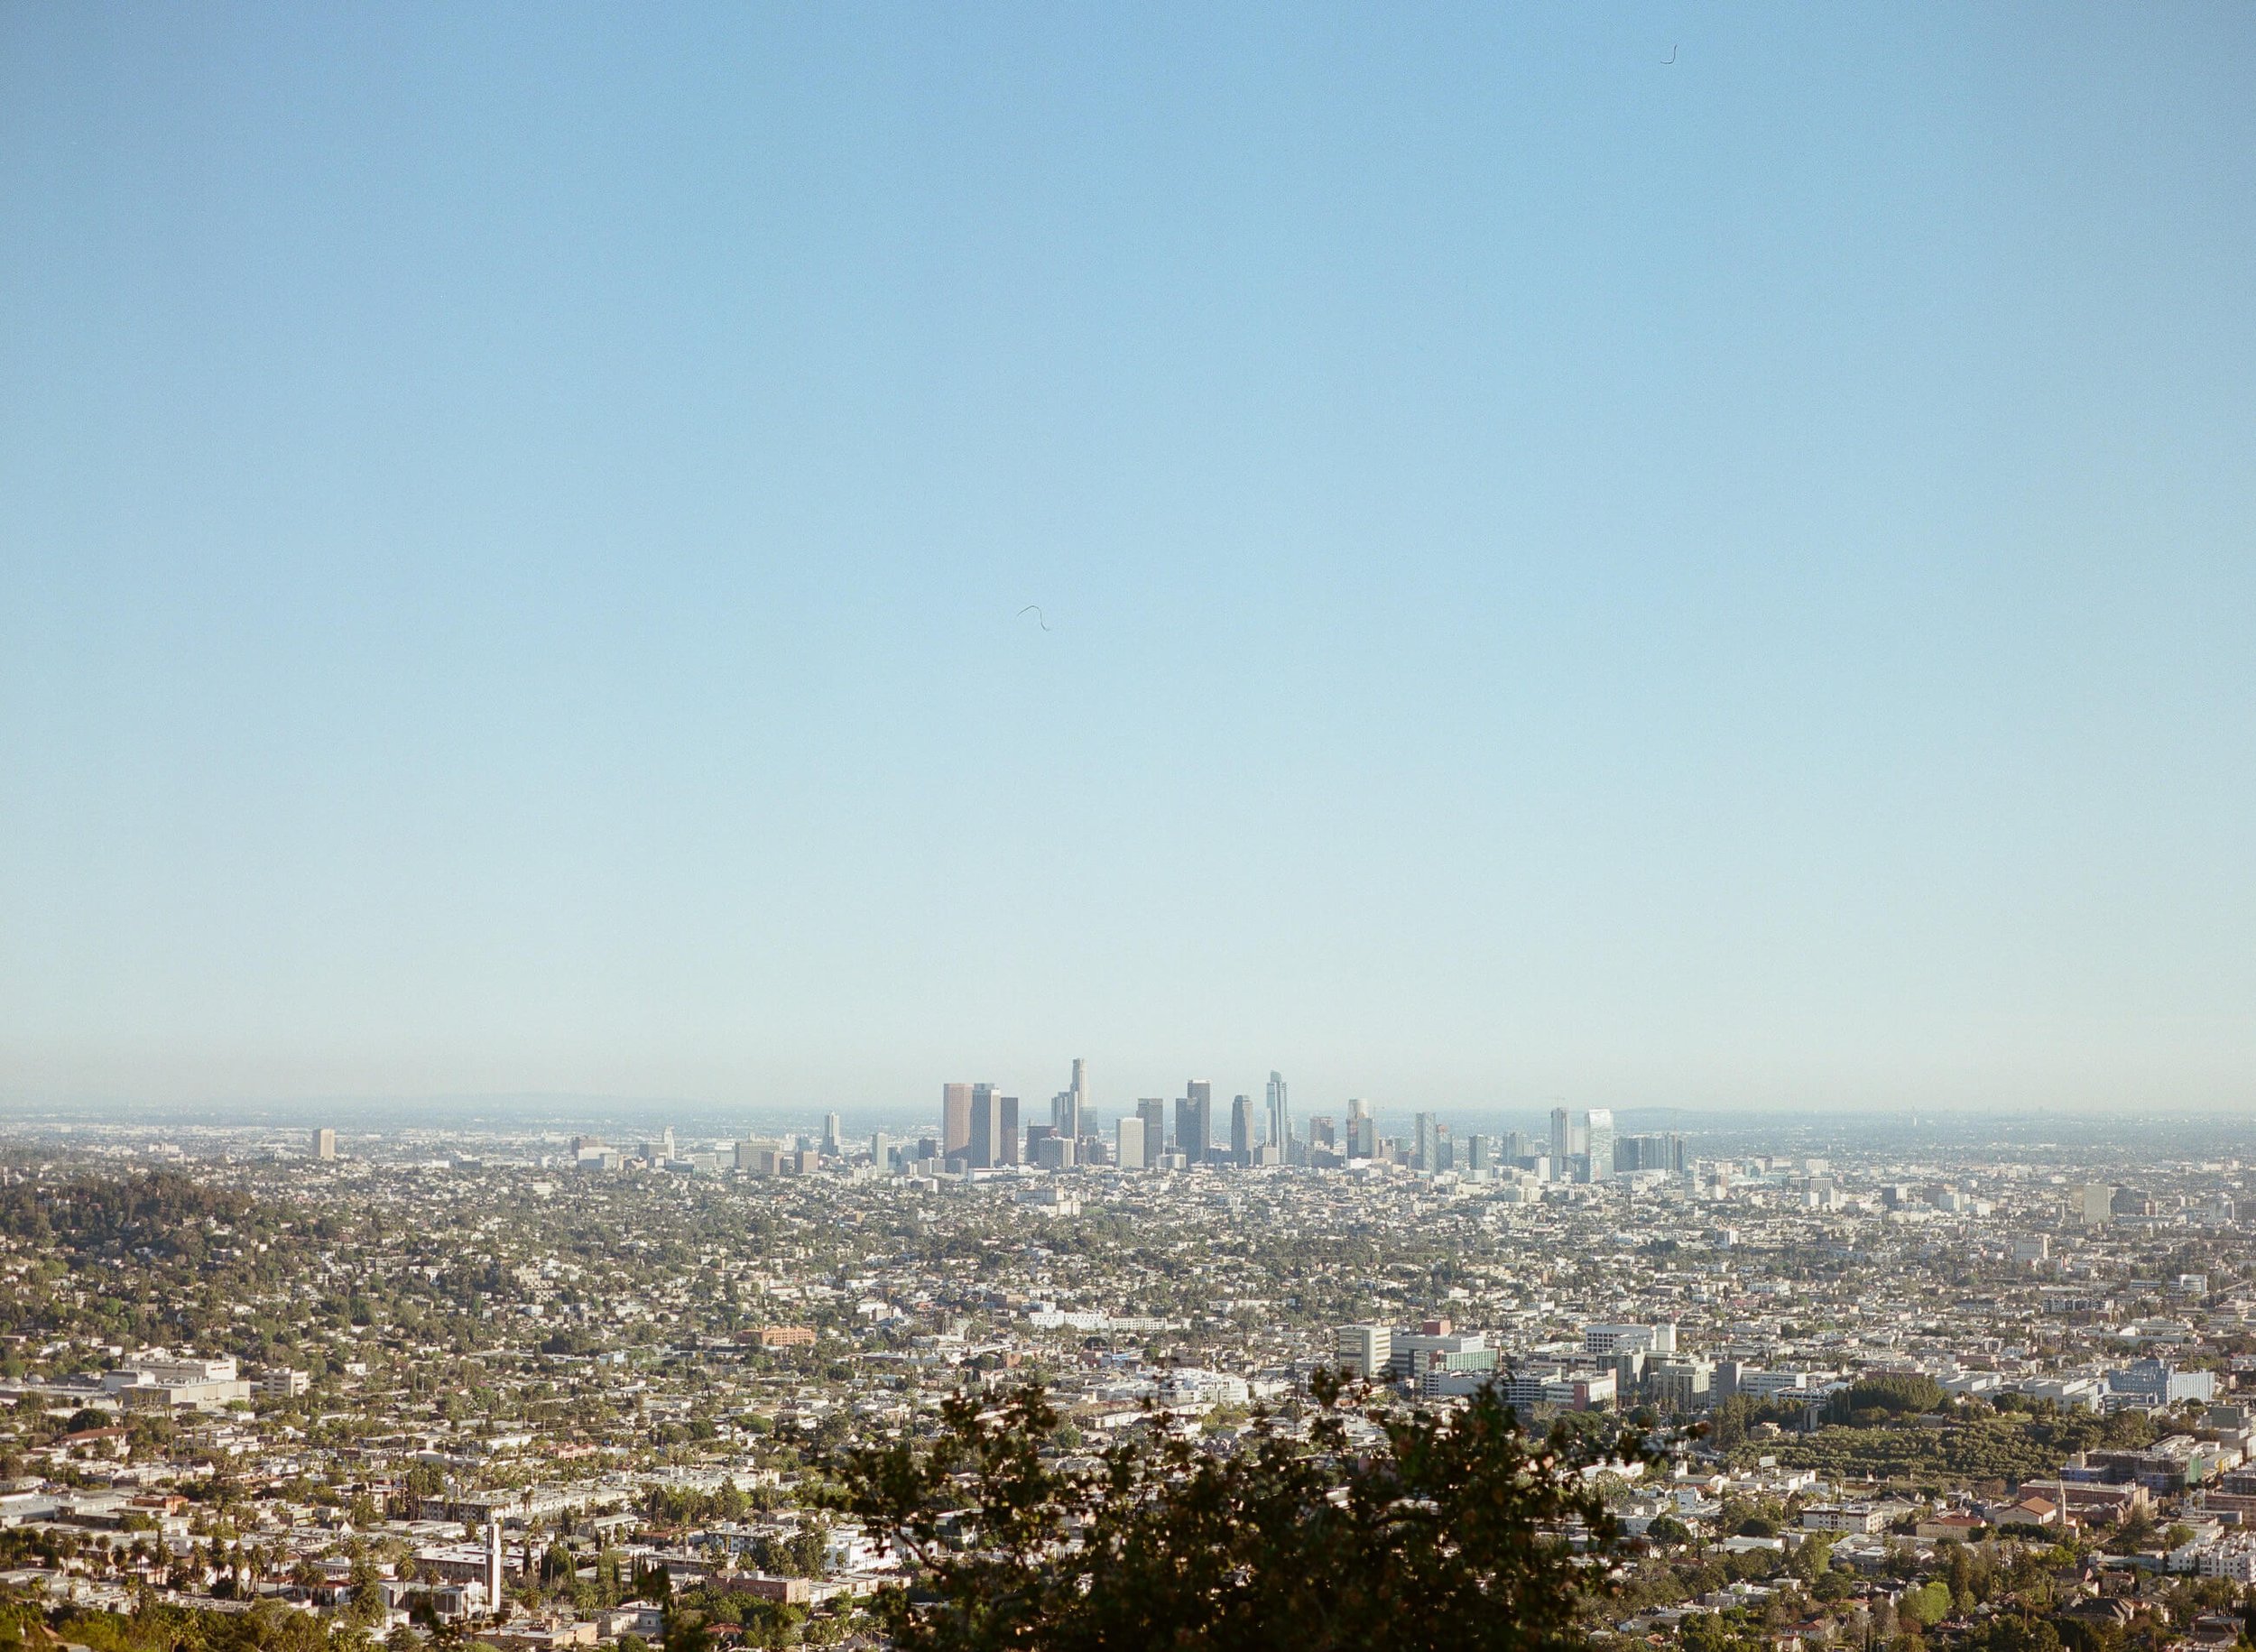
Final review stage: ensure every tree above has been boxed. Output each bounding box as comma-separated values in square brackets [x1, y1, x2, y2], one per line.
[540, 1538, 575, 1585]
[1942, 1541, 1994, 1615]
[839, 1370, 1655, 1652]
[1835, 1376, 1946, 1423]
[663, 1610, 713, 1652]
[350, 1576, 386, 1628]
[1962, 1614, 2061, 1652]
[1900, 1582, 1953, 1629]
[1685, 1614, 1765, 1652]
[1790, 1534, 1834, 1585]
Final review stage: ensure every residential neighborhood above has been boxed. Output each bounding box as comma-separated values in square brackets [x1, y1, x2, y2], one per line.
[5, 1107, 2256, 1652]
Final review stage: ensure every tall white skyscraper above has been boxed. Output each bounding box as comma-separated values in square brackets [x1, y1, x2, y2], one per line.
[1265, 1071, 1290, 1160]
[1584, 1107, 1614, 1181]
[1054, 1057, 1089, 1142]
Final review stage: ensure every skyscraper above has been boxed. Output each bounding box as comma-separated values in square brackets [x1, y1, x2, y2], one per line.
[970, 1084, 1012, 1169]
[1117, 1116, 1147, 1170]
[820, 1112, 842, 1156]
[1618, 1132, 1687, 1174]
[1345, 1098, 1374, 1159]
[1584, 1108, 1614, 1182]
[1549, 1106, 1570, 1169]
[1178, 1081, 1213, 1163]
[1049, 1057, 1090, 1142]
[957, 1092, 1020, 1164]
[943, 1083, 975, 1163]
[313, 1128, 337, 1161]
[1265, 1071, 1290, 1162]
[1230, 1094, 1256, 1165]
[1414, 1112, 1438, 1172]
[1136, 1098, 1166, 1159]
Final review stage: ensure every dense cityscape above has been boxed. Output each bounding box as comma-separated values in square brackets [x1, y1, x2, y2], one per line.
[6, 1071, 2256, 1652]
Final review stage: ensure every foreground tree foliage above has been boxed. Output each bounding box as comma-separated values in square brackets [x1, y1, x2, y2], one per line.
[46, 1598, 335, 1652]
[839, 1369, 1654, 1652]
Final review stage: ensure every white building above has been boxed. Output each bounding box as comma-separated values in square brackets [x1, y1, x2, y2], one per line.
[1584, 1324, 1678, 1357]
[2180, 1536, 2256, 1583]
[101, 1352, 252, 1410]
[1336, 1324, 1392, 1379]
[1159, 1370, 1250, 1409]
[1802, 1503, 1886, 1534]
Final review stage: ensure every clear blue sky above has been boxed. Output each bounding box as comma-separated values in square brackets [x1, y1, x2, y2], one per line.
[3, 4, 2251, 1122]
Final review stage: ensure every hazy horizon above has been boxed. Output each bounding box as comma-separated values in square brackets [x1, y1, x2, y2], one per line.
[9, 1084, 2256, 1138]
[5, 5, 2251, 1118]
